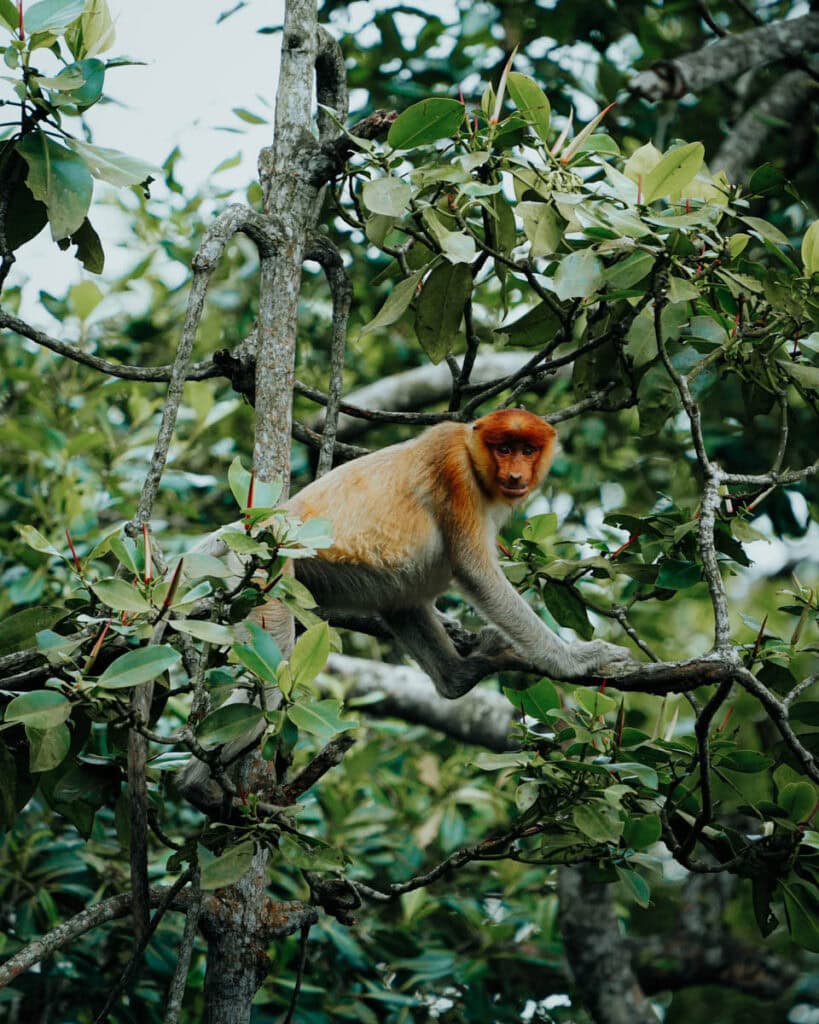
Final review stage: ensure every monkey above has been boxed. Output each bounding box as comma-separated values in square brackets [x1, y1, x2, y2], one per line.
[181, 408, 634, 809]
[255, 408, 633, 698]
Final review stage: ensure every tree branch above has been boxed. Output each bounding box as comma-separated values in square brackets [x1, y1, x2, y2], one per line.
[629, 14, 819, 100]
[714, 70, 815, 181]
[0, 886, 189, 988]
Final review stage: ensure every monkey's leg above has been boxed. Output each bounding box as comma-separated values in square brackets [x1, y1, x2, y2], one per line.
[382, 606, 507, 699]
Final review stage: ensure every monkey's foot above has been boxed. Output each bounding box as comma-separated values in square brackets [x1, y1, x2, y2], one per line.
[568, 639, 639, 678]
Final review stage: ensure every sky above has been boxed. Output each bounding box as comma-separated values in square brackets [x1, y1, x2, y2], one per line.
[10, 0, 287, 316]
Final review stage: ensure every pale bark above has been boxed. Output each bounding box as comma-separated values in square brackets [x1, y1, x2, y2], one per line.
[629, 14, 819, 101]
[714, 69, 815, 181]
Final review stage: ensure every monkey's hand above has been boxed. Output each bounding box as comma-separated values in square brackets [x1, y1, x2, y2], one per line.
[564, 639, 638, 679]
[474, 625, 515, 658]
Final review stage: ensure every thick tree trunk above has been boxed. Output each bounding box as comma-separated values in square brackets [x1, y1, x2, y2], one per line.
[199, 2, 344, 1019]
[557, 866, 659, 1024]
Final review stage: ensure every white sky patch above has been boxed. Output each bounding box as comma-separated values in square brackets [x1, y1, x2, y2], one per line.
[10, 0, 285, 319]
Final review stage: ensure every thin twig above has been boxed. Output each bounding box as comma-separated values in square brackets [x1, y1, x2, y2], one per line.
[306, 236, 352, 476]
[163, 869, 201, 1024]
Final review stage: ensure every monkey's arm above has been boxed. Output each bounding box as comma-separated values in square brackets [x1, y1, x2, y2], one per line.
[454, 557, 634, 680]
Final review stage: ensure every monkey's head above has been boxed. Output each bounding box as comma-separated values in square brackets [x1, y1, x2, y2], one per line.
[469, 410, 557, 502]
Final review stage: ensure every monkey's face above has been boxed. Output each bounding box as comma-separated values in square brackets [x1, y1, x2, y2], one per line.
[490, 441, 544, 499]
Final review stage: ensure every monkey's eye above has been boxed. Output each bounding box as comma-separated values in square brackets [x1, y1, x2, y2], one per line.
[497, 444, 512, 455]
[522, 445, 536, 456]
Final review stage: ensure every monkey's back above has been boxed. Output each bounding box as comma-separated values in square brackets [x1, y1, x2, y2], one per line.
[288, 422, 473, 610]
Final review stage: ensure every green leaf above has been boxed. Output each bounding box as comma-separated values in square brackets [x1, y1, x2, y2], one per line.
[741, 216, 789, 247]
[720, 750, 772, 773]
[0, 0, 17, 30]
[109, 536, 139, 574]
[199, 840, 255, 890]
[604, 761, 659, 790]
[472, 751, 532, 771]
[423, 210, 476, 265]
[92, 578, 151, 613]
[523, 513, 558, 543]
[292, 517, 333, 551]
[5, 690, 71, 728]
[504, 677, 560, 721]
[780, 781, 817, 822]
[605, 250, 654, 290]
[641, 142, 704, 204]
[515, 780, 539, 812]
[69, 279, 103, 320]
[518, 201, 562, 257]
[358, 270, 424, 339]
[623, 814, 662, 850]
[70, 217, 104, 272]
[16, 132, 93, 241]
[553, 250, 604, 300]
[290, 622, 331, 688]
[177, 553, 236, 583]
[16, 524, 62, 557]
[387, 98, 465, 149]
[287, 698, 356, 742]
[636, 362, 680, 434]
[96, 645, 181, 689]
[779, 359, 819, 391]
[801, 220, 819, 275]
[414, 262, 471, 363]
[221, 530, 268, 555]
[65, 138, 154, 187]
[233, 106, 267, 124]
[233, 643, 277, 683]
[196, 703, 264, 746]
[27, 723, 71, 772]
[245, 621, 282, 672]
[169, 620, 235, 644]
[4, 168, 48, 251]
[572, 803, 622, 843]
[24, 0, 85, 34]
[540, 581, 593, 640]
[616, 866, 651, 907]
[361, 176, 411, 217]
[667, 276, 699, 303]
[656, 560, 701, 590]
[53, 58, 105, 107]
[575, 687, 617, 717]
[227, 456, 253, 510]
[782, 879, 819, 952]
[506, 72, 550, 142]
[789, 702, 819, 726]
[65, 0, 116, 58]
[0, 606, 66, 656]
[497, 301, 562, 348]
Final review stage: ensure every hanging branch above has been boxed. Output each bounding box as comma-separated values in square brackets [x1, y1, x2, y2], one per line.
[305, 234, 352, 476]
[133, 206, 282, 526]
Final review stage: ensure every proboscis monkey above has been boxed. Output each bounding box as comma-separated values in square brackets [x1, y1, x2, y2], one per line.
[182, 409, 634, 806]
[260, 408, 632, 697]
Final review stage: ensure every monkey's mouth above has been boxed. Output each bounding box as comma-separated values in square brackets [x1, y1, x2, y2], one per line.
[500, 483, 529, 497]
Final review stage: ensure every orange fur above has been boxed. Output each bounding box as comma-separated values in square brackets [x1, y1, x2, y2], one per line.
[246, 407, 631, 700]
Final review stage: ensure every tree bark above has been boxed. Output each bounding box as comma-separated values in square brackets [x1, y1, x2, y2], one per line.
[557, 866, 660, 1024]
[199, 3, 346, 1020]
[629, 14, 819, 100]
[713, 69, 814, 181]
